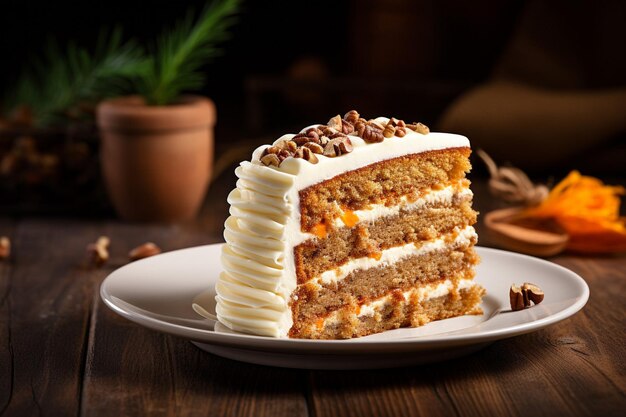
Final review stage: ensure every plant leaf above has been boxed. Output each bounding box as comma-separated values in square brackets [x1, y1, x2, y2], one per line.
[140, 0, 241, 105]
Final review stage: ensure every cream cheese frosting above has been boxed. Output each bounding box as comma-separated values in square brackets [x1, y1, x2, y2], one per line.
[216, 120, 471, 337]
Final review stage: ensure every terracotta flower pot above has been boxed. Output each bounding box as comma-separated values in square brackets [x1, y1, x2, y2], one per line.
[97, 95, 215, 222]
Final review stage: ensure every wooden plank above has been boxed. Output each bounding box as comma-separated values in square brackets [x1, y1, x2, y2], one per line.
[0, 219, 104, 416]
[0, 219, 15, 415]
[80, 222, 309, 417]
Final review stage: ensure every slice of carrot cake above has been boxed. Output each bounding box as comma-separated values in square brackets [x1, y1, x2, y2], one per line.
[217, 110, 484, 339]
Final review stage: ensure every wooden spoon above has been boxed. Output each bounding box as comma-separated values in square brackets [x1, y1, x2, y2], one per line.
[484, 207, 569, 257]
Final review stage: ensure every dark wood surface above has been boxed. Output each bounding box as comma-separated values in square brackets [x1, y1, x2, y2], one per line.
[0, 173, 625, 417]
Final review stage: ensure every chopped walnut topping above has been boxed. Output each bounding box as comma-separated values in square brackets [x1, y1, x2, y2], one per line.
[383, 121, 396, 138]
[395, 120, 407, 137]
[274, 138, 298, 151]
[344, 110, 360, 125]
[361, 123, 384, 143]
[292, 134, 312, 146]
[327, 114, 354, 135]
[305, 127, 321, 143]
[303, 142, 324, 154]
[258, 111, 431, 166]
[368, 119, 385, 130]
[355, 119, 367, 137]
[294, 146, 319, 164]
[324, 136, 353, 157]
[407, 122, 430, 134]
[327, 115, 343, 131]
[260, 153, 281, 167]
[329, 131, 347, 139]
[341, 120, 354, 135]
[319, 125, 337, 138]
[261, 143, 293, 166]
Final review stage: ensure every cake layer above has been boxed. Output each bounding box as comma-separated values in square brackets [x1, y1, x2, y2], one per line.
[298, 147, 471, 233]
[288, 235, 479, 338]
[294, 199, 477, 283]
[294, 281, 485, 339]
[330, 181, 472, 227]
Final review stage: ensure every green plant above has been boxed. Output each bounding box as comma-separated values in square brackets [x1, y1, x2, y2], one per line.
[4, 28, 146, 127]
[2, 0, 241, 126]
[137, 0, 241, 105]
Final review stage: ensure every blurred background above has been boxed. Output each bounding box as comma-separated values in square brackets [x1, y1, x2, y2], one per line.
[1, 0, 624, 217]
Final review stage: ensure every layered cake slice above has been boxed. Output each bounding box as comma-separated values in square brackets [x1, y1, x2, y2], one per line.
[217, 110, 484, 339]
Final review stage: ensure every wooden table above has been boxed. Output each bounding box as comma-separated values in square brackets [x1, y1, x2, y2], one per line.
[1, 173, 624, 417]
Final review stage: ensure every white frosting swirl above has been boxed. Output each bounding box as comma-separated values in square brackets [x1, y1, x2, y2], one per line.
[216, 122, 470, 337]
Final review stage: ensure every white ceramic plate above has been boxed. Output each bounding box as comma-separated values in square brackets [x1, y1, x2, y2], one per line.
[100, 244, 588, 369]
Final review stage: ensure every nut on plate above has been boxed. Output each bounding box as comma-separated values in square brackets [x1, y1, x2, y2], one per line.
[0, 236, 11, 260]
[87, 236, 110, 267]
[510, 282, 545, 311]
[129, 242, 162, 261]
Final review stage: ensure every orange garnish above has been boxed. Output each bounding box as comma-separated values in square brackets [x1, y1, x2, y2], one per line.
[369, 251, 382, 261]
[311, 223, 327, 239]
[355, 305, 362, 315]
[316, 318, 324, 330]
[340, 209, 359, 227]
[521, 171, 626, 253]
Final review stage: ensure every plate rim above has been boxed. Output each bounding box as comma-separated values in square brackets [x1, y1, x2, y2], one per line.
[100, 244, 589, 353]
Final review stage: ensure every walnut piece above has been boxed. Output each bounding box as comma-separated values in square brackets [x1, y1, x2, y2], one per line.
[273, 138, 297, 151]
[355, 119, 367, 137]
[327, 115, 343, 131]
[258, 111, 432, 166]
[304, 127, 321, 143]
[260, 153, 281, 167]
[341, 120, 354, 135]
[361, 123, 384, 143]
[294, 147, 319, 164]
[344, 110, 360, 125]
[324, 137, 353, 157]
[0, 236, 10, 260]
[303, 142, 324, 154]
[383, 121, 396, 138]
[407, 122, 430, 134]
[87, 236, 110, 267]
[395, 120, 407, 137]
[260, 144, 293, 166]
[291, 134, 312, 146]
[319, 125, 336, 137]
[368, 119, 384, 130]
[522, 282, 545, 304]
[129, 242, 162, 262]
[510, 282, 544, 311]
